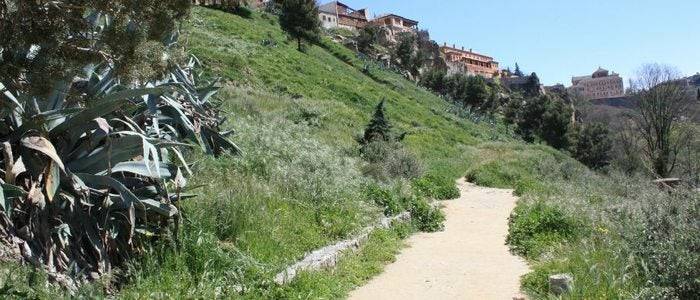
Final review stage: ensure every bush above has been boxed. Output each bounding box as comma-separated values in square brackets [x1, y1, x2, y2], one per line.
[413, 174, 460, 200]
[360, 141, 424, 181]
[572, 123, 612, 170]
[410, 197, 445, 232]
[364, 184, 408, 217]
[625, 190, 700, 298]
[507, 95, 573, 150]
[506, 201, 582, 258]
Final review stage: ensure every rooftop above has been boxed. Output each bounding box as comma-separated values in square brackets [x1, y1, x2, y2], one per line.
[440, 45, 494, 61]
[373, 13, 419, 26]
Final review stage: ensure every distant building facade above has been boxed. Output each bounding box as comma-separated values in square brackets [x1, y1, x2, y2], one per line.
[371, 14, 419, 42]
[440, 44, 499, 78]
[318, 1, 369, 31]
[570, 68, 624, 100]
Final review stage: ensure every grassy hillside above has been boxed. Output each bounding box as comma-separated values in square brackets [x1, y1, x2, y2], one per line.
[3, 6, 693, 300]
[111, 7, 566, 299]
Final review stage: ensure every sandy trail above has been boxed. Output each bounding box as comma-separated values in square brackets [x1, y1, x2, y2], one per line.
[349, 178, 529, 300]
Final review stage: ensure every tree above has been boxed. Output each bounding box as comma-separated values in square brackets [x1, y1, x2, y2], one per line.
[464, 76, 490, 107]
[357, 23, 382, 54]
[279, 0, 321, 51]
[420, 68, 448, 95]
[513, 95, 573, 150]
[361, 100, 392, 144]
[514, 63, 525, 77]
[627, 64, 696, 178]
[524, 72, 541, 97]
[572, 123, 613, 169]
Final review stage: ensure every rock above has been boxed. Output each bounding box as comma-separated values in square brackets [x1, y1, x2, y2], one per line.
[512, 293, 527, 300]
[549, 273, 573, 295]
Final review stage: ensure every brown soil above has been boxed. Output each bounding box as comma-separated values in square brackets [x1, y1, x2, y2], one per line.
[349, 178, 530, 300]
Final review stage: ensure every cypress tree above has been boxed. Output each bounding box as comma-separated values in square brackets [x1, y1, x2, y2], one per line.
[279, 0, 321, 51]
[362, 100, 392, 144]
[514, 63, 524, 77]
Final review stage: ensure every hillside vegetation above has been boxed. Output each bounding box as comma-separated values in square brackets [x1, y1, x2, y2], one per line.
[2, 6, 696, 300]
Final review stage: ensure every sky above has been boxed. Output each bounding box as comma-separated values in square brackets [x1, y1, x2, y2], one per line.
[340, 0, 700, 86]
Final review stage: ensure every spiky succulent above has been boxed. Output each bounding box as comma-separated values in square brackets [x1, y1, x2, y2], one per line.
[0, 0, 239, 283]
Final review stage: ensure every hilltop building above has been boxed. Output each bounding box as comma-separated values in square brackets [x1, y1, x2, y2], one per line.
[440, 44, 499, 78]
[371, 14, 419, 42]
[570, 68, 624, 101]
[318, 1, 369, 30]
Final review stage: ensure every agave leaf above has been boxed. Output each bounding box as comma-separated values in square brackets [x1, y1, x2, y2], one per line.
[68, 135, 144, 174]
[140, 199, 178, 218]
[107, 161, 175, 179]
[51, 97, 136, 136]
[21, 136, 65, 171]
[76, 173, 142, 209]
[44, 161, 60, 202]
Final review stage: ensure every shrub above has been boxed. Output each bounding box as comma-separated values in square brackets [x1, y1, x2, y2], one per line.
[360, 100, 393, 145]
[508, 95, 573, 150]
[409, 197, 445, 232]
[413, 174, 460, 200]
[364, 184, 406, 216]
[625, 190, 700, 298]
[506, 201, 582, 258]
[360, 141, 424, 181]
[572, 123, 613, 170]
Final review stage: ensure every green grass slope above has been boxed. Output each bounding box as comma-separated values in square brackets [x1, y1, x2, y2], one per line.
[3, 7, 668, 299]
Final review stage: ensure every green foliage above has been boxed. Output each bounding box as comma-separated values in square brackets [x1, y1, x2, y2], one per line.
[514, 63, 524, 77]
[419, 68, 448, 95]
[0, 0, 192, 95]
[279, 0, 321, 51]
[360, 141, 424, 181]
[507, 94, 573, 150]
[357, 23, 382, 54]
[361, 100, 393, 144]
[0, 2, 240, 283]
[506, 201, 582, 258]
[572, 123, 613, 169]
[624, 190, 700, 299]
[410, 196, 445, 232]
[413, 173, 460, 200]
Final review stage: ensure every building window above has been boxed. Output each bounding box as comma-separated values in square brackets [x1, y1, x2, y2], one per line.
[323, 16, 327, 21]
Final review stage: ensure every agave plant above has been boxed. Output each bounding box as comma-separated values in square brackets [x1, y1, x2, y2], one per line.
[0, 0, 238, 283]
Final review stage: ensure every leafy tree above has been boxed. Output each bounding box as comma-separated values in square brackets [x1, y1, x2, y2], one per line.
[279, 0, 321, 51]
[511, 95, 573, 149]
[524, 72, 542, 97]
[514, 63, 525, 77]
[361, 100, 392, 144]
[357, 23, 382, 54]
[464, 76, 490, 107]
[420, 68, 448, 95]
[572, 123, 613, 169]
[445, 74, 490, 108]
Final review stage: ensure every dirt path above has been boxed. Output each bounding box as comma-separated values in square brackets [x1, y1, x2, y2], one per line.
[349, 178, 529, 300]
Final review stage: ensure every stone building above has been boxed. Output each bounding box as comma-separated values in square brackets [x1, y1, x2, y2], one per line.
[440, 44, 500, 78]
[570, 67, 624, 101]
[318, 1, 369, 31]
[371, 14, 419, 42]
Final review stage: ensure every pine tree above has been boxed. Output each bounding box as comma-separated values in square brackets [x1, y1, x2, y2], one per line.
[362, 100, 392, 144]
[279, 0, 321, 51]
[514, 63, 524, 77]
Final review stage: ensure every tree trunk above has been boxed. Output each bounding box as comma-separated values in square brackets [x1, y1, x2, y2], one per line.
[297, 38, 302, 51]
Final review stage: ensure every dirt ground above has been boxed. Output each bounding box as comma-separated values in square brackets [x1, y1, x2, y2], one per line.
[349, 178, 530, 300]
